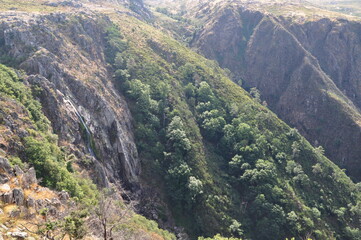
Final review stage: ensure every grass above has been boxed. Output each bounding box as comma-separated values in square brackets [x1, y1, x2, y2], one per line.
[307, 0, 361, 17]
[0, 0, 63, 12]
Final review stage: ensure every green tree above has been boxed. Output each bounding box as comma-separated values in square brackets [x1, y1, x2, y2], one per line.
[188, 176, 204, 201]
[166, 116, 191, 153]
[197, 81, 215, 103]
[250, 87, 261, 103]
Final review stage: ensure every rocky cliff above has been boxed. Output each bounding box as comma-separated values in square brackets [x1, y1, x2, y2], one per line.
[190, 0, 361, 180]
[0, 156, 72, 239]
[0, 11, 140, 188]
[1, 0, 361, 239]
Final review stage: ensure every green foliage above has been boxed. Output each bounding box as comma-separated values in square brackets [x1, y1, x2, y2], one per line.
[166, 116, 192, 153]
[156, 6, 191, 23]
[0, 64, 98, 204]
[101, 17, 361, 240]
[197, 81, 216, 103]
[166, 162, 191, 202]
[126, 214, 176, 240]
[184, 82, 196, 98]
[104, 24, 128, 64]
[198, 234, 242, 240]
[229, 220, 243, 238]
[63, 212, 87, 239]
[0, 64, 49, 131]
[188, 176, 204, 201]
[345, 227, 361, 239]
[250, 87, 261, 103]
[24, 135, 97, 202]
[8, 156, 26, 169]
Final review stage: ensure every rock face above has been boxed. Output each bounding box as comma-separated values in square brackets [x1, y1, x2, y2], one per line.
[22, 167, 37, 188]
[0, 157, 13, 176]
[0, 12, 140, 187]
[1, 192, 12, 204]
[191, 2, 361, 180]
[0, 157, 70, 219]
[7, 231, 27, 239]
[12, 188, 24, 206]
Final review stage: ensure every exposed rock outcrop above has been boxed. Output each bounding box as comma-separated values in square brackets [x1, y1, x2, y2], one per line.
[12, 188, 24, 206]
[7, 232, 27, 239]
[191, 2, 361, 180]
[0, 157, 70, 219]
[0, 12, 140, 188]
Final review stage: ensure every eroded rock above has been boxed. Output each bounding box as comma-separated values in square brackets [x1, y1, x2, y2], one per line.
[6, 231, 27, 239]
[51, 198, 61, 208]
[0, 157, 12, 175]
[9, 209, 21, 218]
[22, 167, 37, 188]
[12, 188, 24, 206]
[2, 192, 13, 204]
[26, 197, 35, 208]
[14, 166, 24, 176]
[58, 190, 69, 203]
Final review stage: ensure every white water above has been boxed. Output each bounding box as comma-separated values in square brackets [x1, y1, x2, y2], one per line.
[117, 124, 138, 181]
[64, 98, 96, 157]
[65, 97, 138, 182]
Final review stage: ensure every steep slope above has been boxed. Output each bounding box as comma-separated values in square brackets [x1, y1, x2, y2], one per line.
[186, 0, 361, 180]
[0, 1, 361, 240]
[0, 63, 175, 240]
[307, 0, 361, 17]
[102, 7, 361, 240]
[0, 10, 141, 188]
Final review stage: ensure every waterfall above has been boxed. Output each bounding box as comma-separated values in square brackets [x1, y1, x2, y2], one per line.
[117, 124, 138, 181]
[64, 98, 96, 157]
[64, 97, 139, 184]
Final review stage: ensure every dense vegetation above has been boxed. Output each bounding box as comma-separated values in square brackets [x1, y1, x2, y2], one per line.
[0, 63, 176, 239]
[102, 15, 361, 239]
[0, 64, 97, 203]
[1, 1, 361, 239]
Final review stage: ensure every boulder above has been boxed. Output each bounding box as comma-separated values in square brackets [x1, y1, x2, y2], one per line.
[44, 198, 51, 206]
[35, 199, 44, 210]
[22, 167, 37, 188]
[0, 174, 9, 184]
[7, 231, 27, 239]
[0, 157, 12, 175]
[0, 184, 10, 192]
[26, 197, 35, 208]
[58, 190, 70, 203]
[14, 166, 24, 176]
[2, 192, 13, 204]
[9, 209, 21, 218]
[51, 198, 62, 208]
[12, 188, 24, 206]
[48, 206, 57, 216]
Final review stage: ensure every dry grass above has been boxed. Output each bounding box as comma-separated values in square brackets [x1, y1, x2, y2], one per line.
[308, 0, 361, 17]
[0, 0, 62, 12]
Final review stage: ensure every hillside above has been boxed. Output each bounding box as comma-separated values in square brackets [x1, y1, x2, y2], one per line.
[307, 0, 361, 17]
[0, 63, 176, 239]
[148, 0, 361, 181]
[0, 0, 360, 240]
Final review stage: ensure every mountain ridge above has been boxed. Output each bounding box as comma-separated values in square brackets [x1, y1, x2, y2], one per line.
[0, 0, 360, 239]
